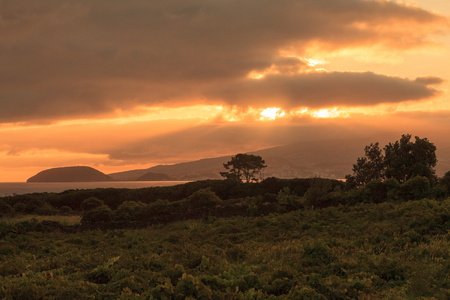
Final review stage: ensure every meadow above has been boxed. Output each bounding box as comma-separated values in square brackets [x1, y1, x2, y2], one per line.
[0, 178, 449, 299]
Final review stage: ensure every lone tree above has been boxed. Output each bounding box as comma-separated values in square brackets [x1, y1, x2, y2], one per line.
[346, 134, 437, 187]
[220, 153, 267, 183]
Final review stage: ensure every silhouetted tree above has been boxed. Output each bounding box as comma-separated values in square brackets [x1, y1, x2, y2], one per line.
[345, 142, 384, 187]
[220, 154, 267, 183]
[384, 134, 437, 183]
[346, 134, 437, 187]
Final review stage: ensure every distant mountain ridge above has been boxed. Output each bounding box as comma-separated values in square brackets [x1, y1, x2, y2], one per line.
[136, 172, 173, 181]
[27, 166, 113, 182]
[108, 139, 370, 181]
[29, 139, 450, 183]
[109, 138, 450, 181]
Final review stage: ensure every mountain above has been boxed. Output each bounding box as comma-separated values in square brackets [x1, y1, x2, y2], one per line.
[28, 138, 450, 183]
[108, 139, 370, 181]
[27, 166, 114, 182]
[136, 172, 173, 181]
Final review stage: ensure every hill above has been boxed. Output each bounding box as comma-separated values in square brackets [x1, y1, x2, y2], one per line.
[135, 172, 173, 181]
[27, 166, 114, 182]
[108, 139, 368, 181]
[109, 138, 450, 181]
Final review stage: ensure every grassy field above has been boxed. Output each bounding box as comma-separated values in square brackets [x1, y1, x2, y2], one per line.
[0, 214, 81, 225]
[0, 198, 449, 299]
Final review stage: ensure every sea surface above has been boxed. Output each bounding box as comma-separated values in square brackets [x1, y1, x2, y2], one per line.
[0, 181, 189, 197]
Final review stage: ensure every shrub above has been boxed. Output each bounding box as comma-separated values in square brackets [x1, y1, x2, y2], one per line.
[150, 199, 171, 214]
[12, 202, 27, 213]
[226, 245, 247, 261]
[114, 201, 147, 222]
[81, 197, 104, 211]
[59, 206, 73, 215]
[174, 273, 212, 299]
[24, 199, 46, 214]
[87, 256, 120, 284]
[277, 187, 303, 210]
[82, 205, 113, 223]
[439, 170, 450, 195]
[302, 240, 333, 266]
[385, 178, 401, 200]
[365, 179, 388, 203]
[35, 202, 58, 215]
[400, 176, 431, 201]
[304, 179, 333, 208]
[0, 200, 13, 216]
[186, 188, 222, 209]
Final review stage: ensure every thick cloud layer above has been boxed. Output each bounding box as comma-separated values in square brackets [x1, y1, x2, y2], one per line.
[0, 0, 447, 123]
[208, 72, 441, 108]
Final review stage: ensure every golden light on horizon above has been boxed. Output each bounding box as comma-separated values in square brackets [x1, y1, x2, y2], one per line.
[310, 108, 349, 118]
[260, 107, 286, 120]
[304, 58, 326, 67]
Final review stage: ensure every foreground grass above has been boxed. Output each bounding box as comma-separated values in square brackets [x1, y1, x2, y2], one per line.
[1, 214, 81, 226]
[0, 198, 449, 299]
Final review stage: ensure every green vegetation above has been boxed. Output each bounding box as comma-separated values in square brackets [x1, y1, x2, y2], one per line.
[0, 198, 448, 299]
[0, 135, 449, 298]
[346, 134, 437, 187]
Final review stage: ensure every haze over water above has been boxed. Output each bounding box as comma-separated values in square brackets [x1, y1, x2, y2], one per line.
[0, 181, 189, 197]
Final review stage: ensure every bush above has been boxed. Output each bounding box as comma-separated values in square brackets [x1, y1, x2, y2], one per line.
[0, 200, 13, 216]
[365, 179, 388, 203]
[12, 202, 27, 213]
[302, 240, 333, 266]
[35, 202, 58, 215]
[24, 199, 46, 214]
[114, 201, 147, 222]
[400, 176, 431, 201]
[277, 187, 303, 211]
[81, 197, 104, 211]
[59, 206, 73, 215]
[186, 188, 222, 209]
[174, 273, 212, 299]
[82, 205, 113, 223]
[437, 171, 450, 198]
[385, 178, 401, 200]
[304, 179, 333, 208]
[150, 199, 171, 214]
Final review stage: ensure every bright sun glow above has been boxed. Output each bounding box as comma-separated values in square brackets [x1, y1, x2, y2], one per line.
[305, 58, 325, 67]
[260, 107, 286, 120]
[311, 108, 348, 118]
[247, 71, 265, 79]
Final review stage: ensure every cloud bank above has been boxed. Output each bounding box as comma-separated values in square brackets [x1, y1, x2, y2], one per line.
[0, 0, 447, 123]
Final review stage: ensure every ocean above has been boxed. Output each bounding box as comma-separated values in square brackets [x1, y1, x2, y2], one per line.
[0, 181, 189, 197]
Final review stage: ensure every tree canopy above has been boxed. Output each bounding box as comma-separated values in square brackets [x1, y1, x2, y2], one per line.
[346, 134, 437, 187]
[220, 153, 267, 183]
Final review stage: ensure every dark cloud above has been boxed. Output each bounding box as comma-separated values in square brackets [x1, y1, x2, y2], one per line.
[207, 72, 442, 108]
[415, 76, 446, 85]
[0, 0, 447, 122]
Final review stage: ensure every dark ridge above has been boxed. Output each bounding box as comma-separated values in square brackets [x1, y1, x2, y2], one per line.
[27, 166, 114, 182]
[135, 172, 173, 181]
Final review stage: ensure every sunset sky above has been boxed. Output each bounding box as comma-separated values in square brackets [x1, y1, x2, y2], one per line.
[1, 0, 450, 182]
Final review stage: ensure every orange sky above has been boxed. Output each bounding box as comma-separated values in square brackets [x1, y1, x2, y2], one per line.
[1, 0, 450, 182]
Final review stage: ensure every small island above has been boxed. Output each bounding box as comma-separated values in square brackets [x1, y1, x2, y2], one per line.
[27, 166, 114, 182]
